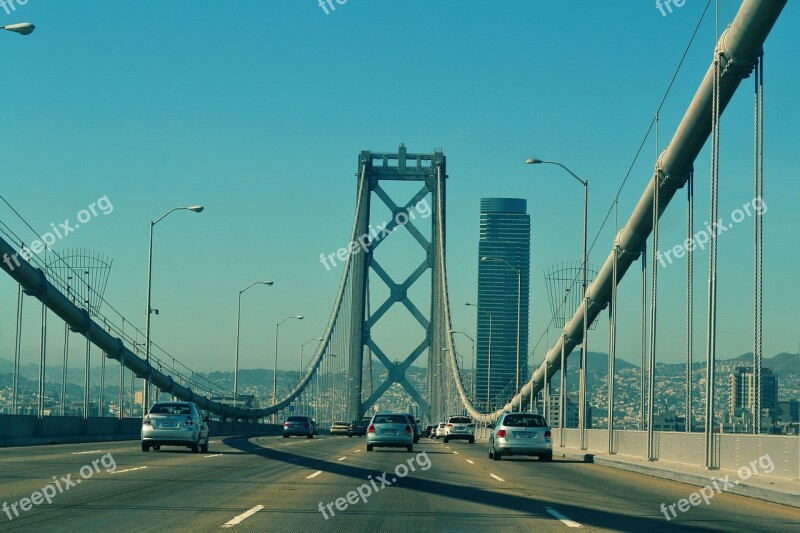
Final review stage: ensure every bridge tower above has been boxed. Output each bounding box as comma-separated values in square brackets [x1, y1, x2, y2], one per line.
[348, 144, 448, 423]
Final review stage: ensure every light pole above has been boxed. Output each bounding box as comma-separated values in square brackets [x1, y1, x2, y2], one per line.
[234, 280, 273, 410]
[300, 337, 323, 415]
[450, 330, 475, 404]
[465, 303, 492, 411]
[2, 23, 35, 35]
[144, 205, 204, 415]
[480, 256, 522, 412]
[526, 157, 589, 449]
[274, 315, 303, 408]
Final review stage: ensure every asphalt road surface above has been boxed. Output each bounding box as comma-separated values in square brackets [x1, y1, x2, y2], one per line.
[0, 435, 798, 531]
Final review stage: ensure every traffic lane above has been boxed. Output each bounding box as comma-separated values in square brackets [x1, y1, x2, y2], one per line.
[0, 435, 308, 531]
[437, 438, 800, 532]
[227, 437, 673, 532]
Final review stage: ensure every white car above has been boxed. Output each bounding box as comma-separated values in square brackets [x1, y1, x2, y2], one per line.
[443, 416, 475, 444]
[434, 422, 446, 438]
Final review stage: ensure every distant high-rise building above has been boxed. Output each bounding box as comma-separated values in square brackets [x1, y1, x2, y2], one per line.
[729, 366, 778, 416]
[475, 198, 530, 409]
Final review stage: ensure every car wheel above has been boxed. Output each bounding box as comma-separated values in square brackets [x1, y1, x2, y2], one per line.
[469, 437, 475, 444]
[541, 452, 553, 462]
[283, 434, 289, 438]
[407, 445, 413, 453]
[488, 446, 493, 459]
[492, 444, 501, 461]
[443, 437, 449, 444]
[307, 433, 313, 439]
[348, 434, 352, 438]
[191, 441, 200, 453]
[367, 444, 373, 452]
[200, 441, 208, 453]
[141, 442, 150, 452]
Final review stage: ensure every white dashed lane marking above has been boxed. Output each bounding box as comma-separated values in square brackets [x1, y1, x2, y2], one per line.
[306, 470, 323, 479]
[222, 505, 263, 528]
[545, 507, 582, 528]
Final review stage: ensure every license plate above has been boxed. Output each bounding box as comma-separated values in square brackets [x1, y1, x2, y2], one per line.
[455, 427, 465, 432]
[160, 422, 179, 428]
[381, 429, 397, 435]
[517, 432, 531, 438]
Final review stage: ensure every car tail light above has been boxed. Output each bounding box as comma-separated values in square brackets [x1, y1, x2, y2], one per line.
[302, 423, 309, 428]
[284, 422, 290, 427]
[544, 430, 552, 440]
[143, 416, 151, 426]
[446, 423, 453, 428]
[367, 424, 375, 433]
[405, 425, 412, 434]
[497, 429, 506, 438]
[184, 416, 195, 427]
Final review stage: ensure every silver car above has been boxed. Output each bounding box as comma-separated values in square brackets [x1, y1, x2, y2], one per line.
[366, 413, 414, 452]
[489, 412, 552, 461]
[141, 401, 209, 453]
[283, 415, 315, 438]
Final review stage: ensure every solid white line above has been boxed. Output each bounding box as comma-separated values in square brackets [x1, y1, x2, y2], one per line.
[338, 456, 347, 461]
[466, 459, 475, 464]
[110, 466, 148, 475]
[546, 507, 582, 528]
[489, 473, 505, 482]
[306, 470, 323, 479]
[222, 505, 263, 528]
[71, 450, 101, 455]
[204, 454, 223, 458]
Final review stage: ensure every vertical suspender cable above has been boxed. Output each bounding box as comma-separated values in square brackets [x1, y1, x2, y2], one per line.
[640, 242, 647, 431]
[753, 54, 764, 434]
[705, 40, 722, 470]
[13, 286, 23, 414]
[647, 164, 660, 461]
[686, 171, 694, 431]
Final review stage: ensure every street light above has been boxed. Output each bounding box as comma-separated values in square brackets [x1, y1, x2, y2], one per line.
[274, 315, 303, 408]
[450, 330, 475, 404]
[481, 256, 522, 412]
[465, 303, 493, 411]
[2, 23, 35, 35]
[526, 157, 589, 450]
[234, 280, 273, 409]
[144, 205, 204, 415]
[299, 337, 323, 415]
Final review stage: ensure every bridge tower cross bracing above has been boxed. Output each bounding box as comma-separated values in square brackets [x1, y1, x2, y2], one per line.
[348, 144, 447, 423]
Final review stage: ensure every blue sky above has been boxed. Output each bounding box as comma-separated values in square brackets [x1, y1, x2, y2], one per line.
[1, 1, 798, 376]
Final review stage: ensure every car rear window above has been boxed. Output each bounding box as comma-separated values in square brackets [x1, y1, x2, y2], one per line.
[373, 414, 409, 424]
[502, 415, 547, 427]
[449, 417, 472, 424]
[149, 403, 192, 415]
[287, 416, 309, 422]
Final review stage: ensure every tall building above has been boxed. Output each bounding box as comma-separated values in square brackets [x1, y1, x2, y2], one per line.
[475, 198, 530, 409]
[729, 366, 779, 416]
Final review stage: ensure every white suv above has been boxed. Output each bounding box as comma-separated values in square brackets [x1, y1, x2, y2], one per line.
[443, 416, 475, 444]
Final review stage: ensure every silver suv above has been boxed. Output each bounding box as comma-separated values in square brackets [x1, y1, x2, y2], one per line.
[443, 415, 475, 444]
